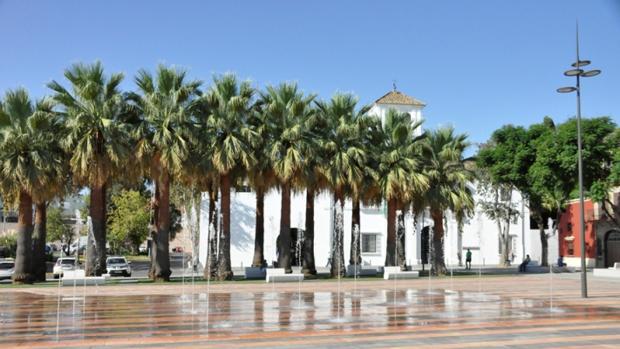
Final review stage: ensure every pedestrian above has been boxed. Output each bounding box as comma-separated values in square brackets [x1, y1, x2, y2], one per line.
[465, 249, 472, 270]
[518, 254, 531, 272]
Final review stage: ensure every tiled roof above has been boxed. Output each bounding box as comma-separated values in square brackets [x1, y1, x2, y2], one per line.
[375, 90, 426, 106]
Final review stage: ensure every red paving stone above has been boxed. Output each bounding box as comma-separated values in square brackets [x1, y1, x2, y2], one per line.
[1, 274, 619, 348]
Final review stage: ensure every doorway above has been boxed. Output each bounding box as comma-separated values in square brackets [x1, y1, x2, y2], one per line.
[605, 230, 620, 268]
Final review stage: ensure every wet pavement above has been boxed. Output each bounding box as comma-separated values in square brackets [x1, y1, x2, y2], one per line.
[1, 275, 620, 348]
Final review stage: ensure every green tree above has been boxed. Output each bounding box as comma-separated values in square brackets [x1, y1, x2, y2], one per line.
[590, 127, 620, 228]
[129, 65, 201, 281]
[48, 62, 132, 276]
[478, 124, 536, 262]
[108, 190, 150, 254]
[47, 206, 74, 255]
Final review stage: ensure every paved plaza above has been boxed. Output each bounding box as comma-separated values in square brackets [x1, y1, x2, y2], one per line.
[1, 274, 619, 348]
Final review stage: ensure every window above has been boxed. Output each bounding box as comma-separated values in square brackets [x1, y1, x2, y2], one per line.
[567, 241, 574, 255]
[362, 233, 379, 254]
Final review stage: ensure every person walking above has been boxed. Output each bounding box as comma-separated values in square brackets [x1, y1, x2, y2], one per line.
[465, 249, 472, 270]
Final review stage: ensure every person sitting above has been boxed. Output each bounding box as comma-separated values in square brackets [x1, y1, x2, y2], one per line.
[518, 254, 531, 272]
[557, 255, 566, 267]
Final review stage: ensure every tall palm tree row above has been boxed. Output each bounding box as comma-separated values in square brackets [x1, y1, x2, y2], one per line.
[1, 61, 478, 283]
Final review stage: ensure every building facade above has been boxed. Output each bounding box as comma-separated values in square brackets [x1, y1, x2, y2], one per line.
[558, 190, 620, 268]
[197, 89, 557, 270]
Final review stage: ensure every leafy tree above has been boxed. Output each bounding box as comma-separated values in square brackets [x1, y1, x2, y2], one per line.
[591, 127, 620, 228]
[48, 62, 133, 276]
[476, 124, 531, 267]
[108, 190, 150, 254]
[0, 233, 17, 258]
[47, 206, 74, 255]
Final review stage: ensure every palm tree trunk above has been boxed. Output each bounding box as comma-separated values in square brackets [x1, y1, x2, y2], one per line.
[205, 189, 218, 280]
[302, 188, 317, 276]
[251, 187, 265, 267]
[385, 198, 397, 267]
[331, 193, 346, 278]
[538, 216, 548, 267]
[349, 197, 361, 266]
[154, 171, 171, 281]
[32, 202, 48, 282]
[87, 183, 107, 276]
[397, 208, 406, 269]
[279, 183, 292, 273]
[431, 210, 447, 275]
[13, 191, 34, 284]
[148, 182, 160, 280]
[217, 173, 233, 280]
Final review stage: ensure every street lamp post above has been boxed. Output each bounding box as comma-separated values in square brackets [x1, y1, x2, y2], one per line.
[557, 24, 601, 299]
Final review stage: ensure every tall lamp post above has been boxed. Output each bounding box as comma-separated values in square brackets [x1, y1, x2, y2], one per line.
[557, 24, 601, 299]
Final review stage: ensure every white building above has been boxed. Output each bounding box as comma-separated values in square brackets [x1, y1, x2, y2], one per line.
[197, 89, 558, 269]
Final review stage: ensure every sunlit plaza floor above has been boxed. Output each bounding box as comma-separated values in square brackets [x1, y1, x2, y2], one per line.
[1, 273, 620, 348]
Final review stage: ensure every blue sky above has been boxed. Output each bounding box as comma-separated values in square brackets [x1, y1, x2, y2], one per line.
[0, 0, 618, 145]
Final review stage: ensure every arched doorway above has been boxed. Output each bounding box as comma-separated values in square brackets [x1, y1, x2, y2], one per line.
[605, 230, 620, 267]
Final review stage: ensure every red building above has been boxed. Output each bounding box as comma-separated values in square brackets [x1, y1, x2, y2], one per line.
[558, 192, 620, 268]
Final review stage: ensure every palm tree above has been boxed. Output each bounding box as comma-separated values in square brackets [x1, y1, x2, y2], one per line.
[316, 94, 368, 277]
[0, 89, 65, 283]
[348, 109, 381, 268]
[377, 109, 427, 268]
[262, 83, 316, 273]
[203, 74, 258, 280]
[48, 62, 132, 276]
[418, 127, 474, 275]
[247, 98, 276, 268]
[299, 108, 329, 276]
[129, 65, 201, 281]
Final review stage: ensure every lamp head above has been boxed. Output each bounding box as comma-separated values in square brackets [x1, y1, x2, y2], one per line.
[557, 87, 577, 93]
[564, 69, 584, 77]
[571, 60, 591, 68]
[580, 69, 601, 77]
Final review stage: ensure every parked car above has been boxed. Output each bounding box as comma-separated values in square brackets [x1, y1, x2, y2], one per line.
[53, 257, 78, 279]
[0, 259, 15, 280]
[106, 256, 131, 277]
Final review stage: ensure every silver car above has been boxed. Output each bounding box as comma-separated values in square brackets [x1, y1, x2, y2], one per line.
[106, 256, 131, 277]
[53, 257, 78, 279]
[0, 259, 15, 280]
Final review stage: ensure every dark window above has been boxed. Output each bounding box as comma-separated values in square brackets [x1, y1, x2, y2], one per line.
[362, 234, 378, 254]
[567, 241, 574, 255]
